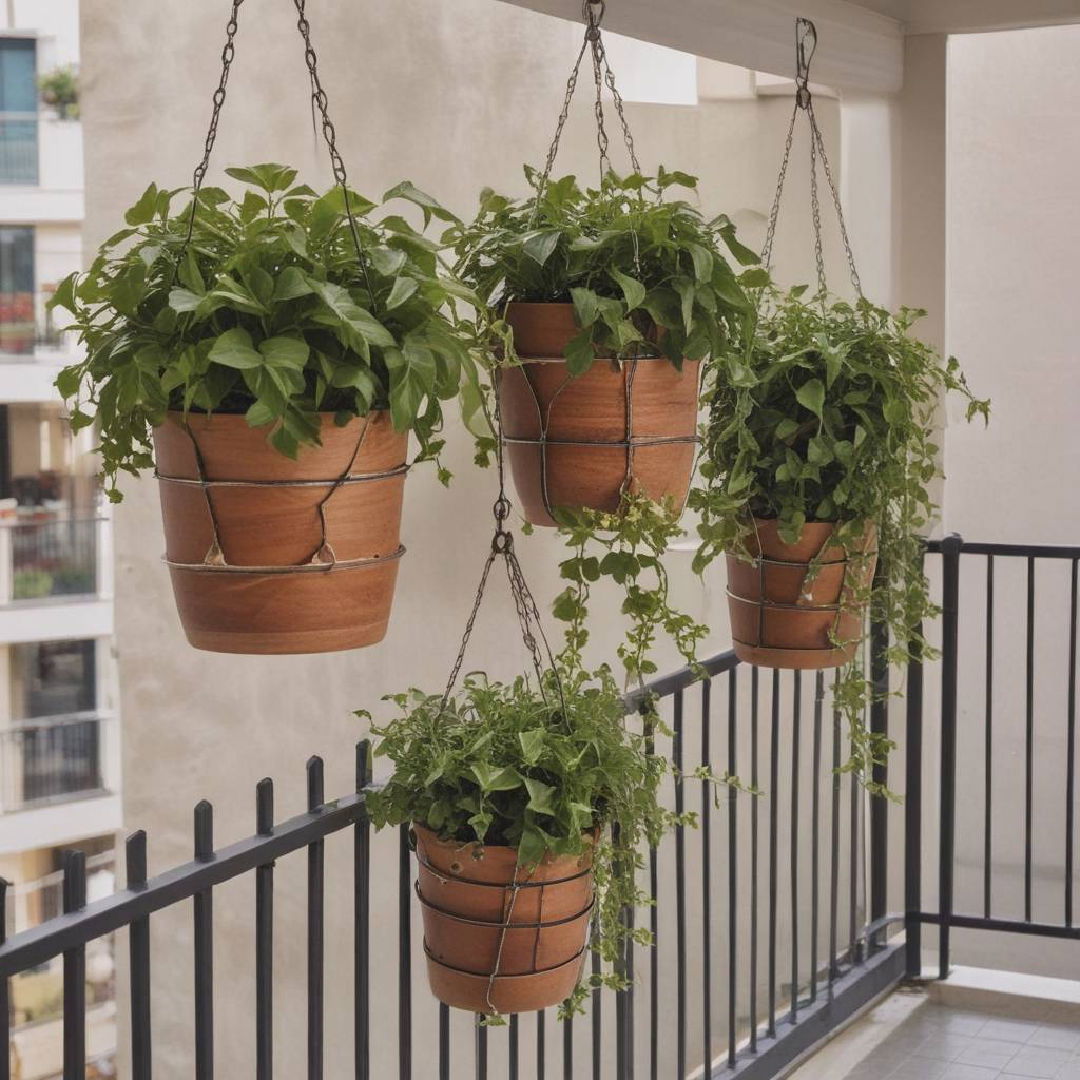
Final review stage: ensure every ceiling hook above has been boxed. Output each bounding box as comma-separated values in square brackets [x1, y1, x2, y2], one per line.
[583, 0, 605, 41]
[795, 16, 817, 109]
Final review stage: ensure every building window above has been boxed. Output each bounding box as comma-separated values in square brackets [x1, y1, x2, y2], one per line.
[12, 639, 96, 720]
[0, 38, 38, 185]
[0, 225, 35, 355]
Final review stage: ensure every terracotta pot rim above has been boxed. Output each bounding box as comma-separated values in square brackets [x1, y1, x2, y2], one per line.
[423, 942, 589, 980]
[416, 885, 594, 929]
[416, 849, 592, 890]
[413, 824, 599, 857]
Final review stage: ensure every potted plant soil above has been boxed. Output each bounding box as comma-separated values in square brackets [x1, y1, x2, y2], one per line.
[365, 665, 695, 1017]
[448, 169, 759, 527]
[693, 287, 989, 673]
[51, 163, 471, 654]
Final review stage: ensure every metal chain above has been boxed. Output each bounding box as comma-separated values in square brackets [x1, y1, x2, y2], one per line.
[177, 0, 244, 263]
[761, 17, 865, 301]
[292, 0, 375, 301]
[532, 0, 639, 212]
[439, 383, 566, 717]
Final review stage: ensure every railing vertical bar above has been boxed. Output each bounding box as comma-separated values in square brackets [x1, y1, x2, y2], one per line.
[194, 801, 214, 1080]
[1068, 559, 1078, 927]
[727, 666, 738, 1069]
[563, 1005, 573, 1080]
[810, 672, 824, 1003]
[356, 742, 372, 1080]
[622, 900, 635, 1079]
[508, 1013, 519, 1080]
[194, 803, 214, 1080]
[905, 619, 925, 979]
[399, 824, 412, 1080]
[128, 830, 152, 1080]
[829, 675, 841, 995]
[849, 732, 860, 964]
[870, 572, 889, 949]
[674, 688, 687, 1078]
[939, 534, 962, 976]
[0, 879, 8, 1080]
[439, 1005, 450, 1080]
[984, 555, 995, 919]
[767, 669, 779, 1037]
[62, 849, 87, 1080]
[644, 709, 658, 1080]
[749, 667, 759, 1051]
[591, 932, 602, 1080]
[308, 758, 325, 1080]
[255, 782, 274, 1080]
[475, 1018, 487, 1080]
[701, 678, 713, 1068]
[790, 671, 801, 1022]
[536, 1010, 545, 1079]
[1026, 555, 1035, 923]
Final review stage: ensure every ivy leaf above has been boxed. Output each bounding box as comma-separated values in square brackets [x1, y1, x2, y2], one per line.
[208, 327, 263, 370]
[384, 276, 419, 311]
[795, 378, 825, 419]
[610, 267, 646, 311]
[570, 287, 599, 329]
[519, 730, 546, 766]
[522, 229, 560, 267]
[259, 335, 309, 370]
[523, 777, 557, 817]
[124, 183, 158, 226]
[563, 330, 596, 376]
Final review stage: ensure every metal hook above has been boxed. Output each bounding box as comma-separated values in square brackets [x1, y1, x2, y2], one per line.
[795, 16, 817, 109]
[583, 0, 605, 40]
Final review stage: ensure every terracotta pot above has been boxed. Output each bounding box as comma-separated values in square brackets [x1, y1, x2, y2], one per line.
[153, 410, 407, 654]
[499, 302, 700, 527]
[413, 824, 595, 1014]
[726, 519, 877, 670]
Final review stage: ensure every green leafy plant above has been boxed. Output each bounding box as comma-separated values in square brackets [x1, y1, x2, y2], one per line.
[365, 664, 737, 1017]
[693, 287, 990, 786]
[447, 168, 758, 677]
[50, 162, 474, 499]
[12, 569, 53, 600]
[39, 65, 79, 119]
[447, 168, 760, 376]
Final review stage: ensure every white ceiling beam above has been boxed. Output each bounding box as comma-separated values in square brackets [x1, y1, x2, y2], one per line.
[904, 0, 1080, 35]
[492, 0, 906, 94]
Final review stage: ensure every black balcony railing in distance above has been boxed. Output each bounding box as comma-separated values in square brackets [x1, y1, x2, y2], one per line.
[7, 517, 99, 602]
[0, 713, 109, 813]
[0, 114, 38, 185]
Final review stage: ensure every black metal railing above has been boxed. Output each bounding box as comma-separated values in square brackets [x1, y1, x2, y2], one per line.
[0, 113, 38, 185]
[0, 713, 110, 813]
[6, 517, 99, 602]
[10, 531, 1075, 1078]
[0, 643, 894, 1079]
[907, 535, 1080, 976]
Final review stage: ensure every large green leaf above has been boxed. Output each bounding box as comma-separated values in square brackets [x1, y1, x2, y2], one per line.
[209, 327, 263, 370]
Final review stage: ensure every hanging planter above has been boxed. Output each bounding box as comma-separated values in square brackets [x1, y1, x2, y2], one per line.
[693, 19, 989, 692]
[49, 5, 473, 655]
[725, 519, 876, 669]
[153, 410, 406, 653]
[497, 303, 701, 526]
[449, 0, 758, 528]
[414, 824, 594, 1014]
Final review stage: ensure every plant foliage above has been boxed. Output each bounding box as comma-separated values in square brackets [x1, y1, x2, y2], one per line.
[50, 163, 475, 498]
[365, 665, 735, 1017]
[693, 287, 990, 785]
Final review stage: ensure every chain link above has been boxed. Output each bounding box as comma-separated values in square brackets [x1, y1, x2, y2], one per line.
[179, 0, 244, 259]
[292, 0, 375, 301]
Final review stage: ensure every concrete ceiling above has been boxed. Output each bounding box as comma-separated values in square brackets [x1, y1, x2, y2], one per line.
[494, 0, 1080, 93]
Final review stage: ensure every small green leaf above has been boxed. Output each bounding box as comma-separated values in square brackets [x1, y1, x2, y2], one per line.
[208, 327, 263, 370]
[124, 183, 158, 226]
[610, 268, 646, 311]
[522, 229, 560, 267]
[795, 378, 825, 419]
[563, 330, 595, 376]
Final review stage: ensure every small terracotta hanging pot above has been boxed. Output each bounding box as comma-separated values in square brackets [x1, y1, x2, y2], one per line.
[413, 824, 595, 1015]
[498, 302, 700, 527]
[726, 518, 877, 670]
[153, 410, 407, 655]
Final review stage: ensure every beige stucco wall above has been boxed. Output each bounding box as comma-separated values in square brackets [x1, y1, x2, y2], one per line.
[940, 24, 1080, 979]
[78, 1, 855, 1075]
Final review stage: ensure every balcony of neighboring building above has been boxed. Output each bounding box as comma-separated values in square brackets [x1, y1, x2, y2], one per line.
[0, 636, 120, 855]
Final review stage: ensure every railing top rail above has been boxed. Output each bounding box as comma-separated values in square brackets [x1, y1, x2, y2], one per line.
[0, 788, 369, 976]
[925, 536, 1080, 560]
[623, 647, 739, 711]
[3, 516, 105, 530]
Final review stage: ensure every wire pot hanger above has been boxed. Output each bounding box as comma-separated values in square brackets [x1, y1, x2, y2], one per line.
[761, 17, 865, 303]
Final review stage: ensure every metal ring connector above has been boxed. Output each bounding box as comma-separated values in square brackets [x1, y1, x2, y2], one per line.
[795, 84, 812, 110]
[492, 531, 513, 555]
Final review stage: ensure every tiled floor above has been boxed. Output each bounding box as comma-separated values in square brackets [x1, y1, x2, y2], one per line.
[844, 1001, 1080, 1080]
